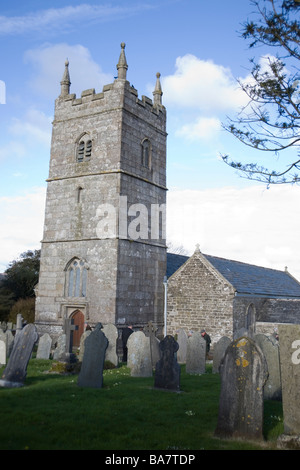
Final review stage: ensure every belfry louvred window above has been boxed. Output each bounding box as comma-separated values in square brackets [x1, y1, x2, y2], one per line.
[76, 138, 92, 162]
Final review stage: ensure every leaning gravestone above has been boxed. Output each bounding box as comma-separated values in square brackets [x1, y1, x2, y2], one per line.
[277, 324, 300, 449]
[154, 335, 180, 391]
[186, 331, 206, 374]
[77, 323, 108, 389]
[127, 331, 152, 377]
[254, 333, 281, 400]
[36, 333, 52, 360]
[102, 323, 118, 367]
[0, 324, 39, 388]
[177, 329, 188, 363]
[212, 336, 231, 374]
[214, 336, 268, 440]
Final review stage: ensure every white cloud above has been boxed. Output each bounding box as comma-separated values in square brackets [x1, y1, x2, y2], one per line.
[167, 184, 300, 281]
[162, 54, 247, 113]
[0, 4, 155, 35]
[176, 116, 221, 141]
[0, 187, 46, 272]
[9, 108, 52, 146]
[24, 43, 113, 98]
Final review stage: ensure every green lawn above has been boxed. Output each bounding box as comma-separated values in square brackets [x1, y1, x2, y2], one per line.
[0, 360, 283, 450]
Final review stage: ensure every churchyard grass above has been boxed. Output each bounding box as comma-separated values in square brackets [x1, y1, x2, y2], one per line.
[0, 361, 283, 450]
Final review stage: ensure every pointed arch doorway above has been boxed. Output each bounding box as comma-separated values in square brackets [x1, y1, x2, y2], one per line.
[71, 310, 85, 348]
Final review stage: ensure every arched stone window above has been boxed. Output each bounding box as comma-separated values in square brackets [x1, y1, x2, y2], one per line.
[65, 258, 88, 298]
[76, 134, 92, 162]
[141, 138, 151, 169]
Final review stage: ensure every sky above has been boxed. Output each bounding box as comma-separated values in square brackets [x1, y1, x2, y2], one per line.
[1, 0, 300, 280]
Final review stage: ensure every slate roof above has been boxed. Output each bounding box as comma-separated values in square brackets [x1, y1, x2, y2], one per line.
[167, 252, 300, 299]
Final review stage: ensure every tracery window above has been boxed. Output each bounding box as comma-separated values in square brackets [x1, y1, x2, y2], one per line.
[65, 258, 88, 298]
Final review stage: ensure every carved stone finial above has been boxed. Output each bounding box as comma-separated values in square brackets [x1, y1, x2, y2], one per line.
[60, 58, 71, 97]
[117, 42, 128, 80]
[153, 72, 163, 107]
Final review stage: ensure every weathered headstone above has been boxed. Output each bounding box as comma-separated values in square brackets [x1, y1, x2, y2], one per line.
[36, 333, 52, 360]
[214, 336, 268, 440]
[277, 324, 300, 449]
[255, 333, 281, 400]
[0, 324, 39, 387]
[5, 330, 14, 358]
[0, 339, 6, 365]
[144, 321, 160, 367]
[127, 331, 152, 377]
[212, 336, 231, 374]
[154, 335, 180, 391]
[78, 330, 92, 361]
[77, 323, 108, 388]
[53, 334, 67, 361]
[102, 323, 118, 366]
[186, 331, 206, 374]
[177, 329, 188, 363]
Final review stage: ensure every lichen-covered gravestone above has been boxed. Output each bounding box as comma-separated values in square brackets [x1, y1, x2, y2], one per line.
[254, 333, 281, 400]
[0, 324, 39, 388]
[277, 324, 300, 449]
[214, 336, 268, 440]
[154, 335, 180, 391]
[77, 323, 108, 389]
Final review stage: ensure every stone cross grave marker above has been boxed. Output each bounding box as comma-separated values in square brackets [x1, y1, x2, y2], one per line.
[63, 318, 78, 353]
[77, 323, 108, 389]
[36, 333, 52, 360]
[186, 331, 206, 374]
[154, 335, 180, 391]
[214, 336, 268, 441]
[277, 324, 300, 449]
[0, 324, 39, 388]
[127, 331, 152, 377]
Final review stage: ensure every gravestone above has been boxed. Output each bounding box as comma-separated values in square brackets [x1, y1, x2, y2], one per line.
[154, 335, 180, 391]
[277, 324, 300, 449]
[78, 330, 92, 361]
[127, 331, 152, 377]
[144, 321, 160, 367]
[0, 339, 6, 365]
[214, 336, 268, 441]
[212, 336, 231, 374]
[53, 334, 67, 361]
[186, 331, 206, 374]
[77, 323, 108, 388]
[36, 333, 52, 360]
[102, 323, 118, 366]
[177, 329, 188, 363]
[255, 333, 281, 400]
[5, 330, 14, 358]
[0, 323, 39, 387]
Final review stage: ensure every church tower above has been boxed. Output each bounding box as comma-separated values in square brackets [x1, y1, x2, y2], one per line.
[35, 44, 167, 343]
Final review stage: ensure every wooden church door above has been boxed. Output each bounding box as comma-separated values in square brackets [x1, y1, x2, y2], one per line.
[71, 310, 85, 348]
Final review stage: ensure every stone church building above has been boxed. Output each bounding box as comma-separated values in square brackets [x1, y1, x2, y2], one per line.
[167, 247, 300, 347]
[35, 43, 300, 347]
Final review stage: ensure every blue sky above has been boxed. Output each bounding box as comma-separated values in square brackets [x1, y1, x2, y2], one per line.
[1, 0, 300, 279]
